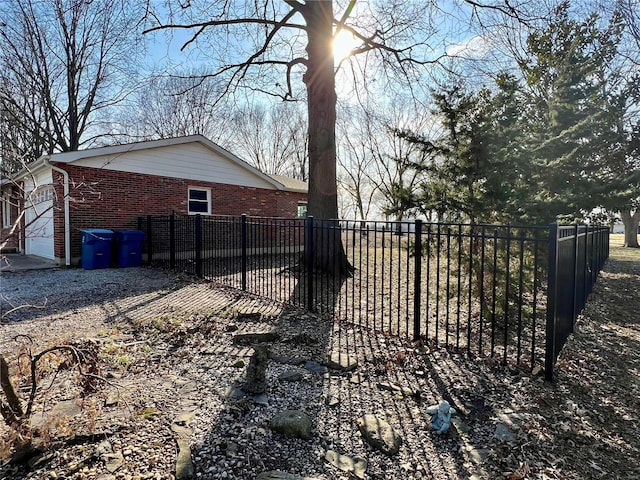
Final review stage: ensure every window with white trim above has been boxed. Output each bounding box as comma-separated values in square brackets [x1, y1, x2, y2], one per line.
[297, 202, 307, 218]
[1, 194, 12, 228]
[188, 187, 211, 215]
[29, 186, 54, 205]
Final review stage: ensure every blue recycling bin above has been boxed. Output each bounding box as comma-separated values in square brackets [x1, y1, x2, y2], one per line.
[81, 229, 114, 270]
[114, 230, 145, 267]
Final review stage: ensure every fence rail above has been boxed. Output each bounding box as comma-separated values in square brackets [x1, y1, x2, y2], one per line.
[138, 213, 609, 380]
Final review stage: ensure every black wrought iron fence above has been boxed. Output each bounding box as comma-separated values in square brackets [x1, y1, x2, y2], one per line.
[336, 222, 548, 372]
[138, 213, 609, 380]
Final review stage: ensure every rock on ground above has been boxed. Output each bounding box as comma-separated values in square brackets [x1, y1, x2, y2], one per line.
[356, 414, 403, 456]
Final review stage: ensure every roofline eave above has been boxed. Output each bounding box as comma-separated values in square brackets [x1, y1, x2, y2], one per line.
[10, 155, 51, 182]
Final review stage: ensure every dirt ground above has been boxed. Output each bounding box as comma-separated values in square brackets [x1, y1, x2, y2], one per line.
[488, 235, 640, 479]
[1, 235, 639, 479]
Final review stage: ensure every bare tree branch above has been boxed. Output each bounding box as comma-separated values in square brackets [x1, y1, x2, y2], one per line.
[0, 0, 144, 164]
[143, 17, 307, 40]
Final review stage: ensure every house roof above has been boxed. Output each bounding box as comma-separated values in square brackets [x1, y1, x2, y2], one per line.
[13, 135, 308, 193]
[269, 174, 308, 194]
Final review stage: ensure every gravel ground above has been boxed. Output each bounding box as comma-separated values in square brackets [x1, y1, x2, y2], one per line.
[0, 249, 638, 480]
[1, 267, 174, 319]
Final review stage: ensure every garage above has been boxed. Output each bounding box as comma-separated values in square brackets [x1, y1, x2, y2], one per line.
[24, 185, 55, 260]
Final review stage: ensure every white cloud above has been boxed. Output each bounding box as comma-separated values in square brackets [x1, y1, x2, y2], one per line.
[445, 35, 491, 59]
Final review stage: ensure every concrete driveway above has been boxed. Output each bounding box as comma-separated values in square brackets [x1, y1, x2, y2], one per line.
[0, 254, 59, 272]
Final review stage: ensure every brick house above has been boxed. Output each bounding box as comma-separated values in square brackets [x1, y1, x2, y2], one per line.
[0, 135, 307, 266]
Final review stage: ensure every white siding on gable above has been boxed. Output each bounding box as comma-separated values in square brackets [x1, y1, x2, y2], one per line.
[70, 142, 276, 189]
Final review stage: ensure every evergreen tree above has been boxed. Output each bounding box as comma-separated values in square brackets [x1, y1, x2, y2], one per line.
[480, 74, 535, 224]
[374, 2, 639, 233]
[520, 3, 628, 223]
[392, 76, 530, 225]
[391, 83, 490, 223]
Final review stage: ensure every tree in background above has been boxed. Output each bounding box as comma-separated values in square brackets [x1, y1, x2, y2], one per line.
[518, 4, 622, 222]
[0, 0, 143, 172]
[372, 118, 432, 224]
[619, 204, 640, 248]
[389, 75, 530, 225]
[0, 80, 47, 174]
[128, 73, 230, 144]
[394, 84, 492, 224]
[585, 74, 640, 247]
[338, 99, 432, 224]
[228, 102, 308, 179]
[387, 2, 639, 242]
[522, 4, 639, 246]
[125, 74, 309, 180]
[336, 106, 379, 221]
[480, 74, 536, 224]
[599, 115, 640, 247]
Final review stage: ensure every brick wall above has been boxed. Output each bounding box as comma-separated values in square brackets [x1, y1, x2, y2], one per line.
[52, 164, 307, 261]
[52, 171, 65, 259]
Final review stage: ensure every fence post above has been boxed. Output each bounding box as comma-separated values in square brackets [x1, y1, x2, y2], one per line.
[169, 211, 176, 269]
[545, 223, 559, 382]
[146, 215, 153, 265]
[195, 214, 202, 278]
[413, 220, 423, 341]
[306, 216, 315, 312]
[241, 214, 247, 291]
[584, 224, 591, 299]
[571, 224, 580, 331]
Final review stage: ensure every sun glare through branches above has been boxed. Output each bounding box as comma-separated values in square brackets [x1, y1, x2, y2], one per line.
[333, 28, 361, 64]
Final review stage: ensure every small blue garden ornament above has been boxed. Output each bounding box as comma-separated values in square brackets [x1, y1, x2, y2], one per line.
[426, 400, 456, 434]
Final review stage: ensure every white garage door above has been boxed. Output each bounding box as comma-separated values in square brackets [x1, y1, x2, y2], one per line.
[25, 186, 55, 260]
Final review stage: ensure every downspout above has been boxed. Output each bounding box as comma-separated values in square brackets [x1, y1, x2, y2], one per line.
[44, 159, 71, 266]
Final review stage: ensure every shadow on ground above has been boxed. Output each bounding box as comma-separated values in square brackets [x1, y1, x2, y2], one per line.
[2, 242, 639, 479]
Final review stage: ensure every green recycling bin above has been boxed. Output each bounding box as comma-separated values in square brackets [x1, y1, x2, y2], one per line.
[81, 229, 114, 270]
[114, 230, 145, 267]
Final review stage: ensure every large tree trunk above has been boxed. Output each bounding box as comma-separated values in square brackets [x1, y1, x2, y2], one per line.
[621, 209, 640, 248]
[301, 1, 353, 275]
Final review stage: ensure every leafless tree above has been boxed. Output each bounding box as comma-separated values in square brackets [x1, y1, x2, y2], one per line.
[0, 80, 50, 175]
[126, 76, 309, 179]
[0, 0, 144, 171]
[336, 104, 379, 220]
[228, 101, 308, 179]
[125, 73, 231, 143]
[338, 97, 437, 222]
[369, 115, 434, 223]
[593, 0, 640, 62]
[621, 4, 640, 50]
[143, 0, 536, 274]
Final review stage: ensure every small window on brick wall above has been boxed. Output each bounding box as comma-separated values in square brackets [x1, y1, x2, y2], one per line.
[297, 202, 307, 218]
[188, 187, 211, 215]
